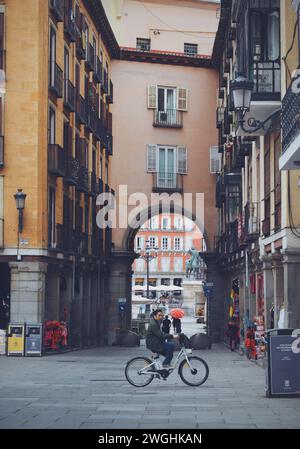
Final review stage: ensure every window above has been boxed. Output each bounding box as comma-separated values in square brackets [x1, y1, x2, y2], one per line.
[147, 86, 188, 111]
[64, 47, 69, 101]
[147, 145, 187, 175]
[136, 236, 144, 250]
[49, 26, 56, 87]
[148, 236, 158, 249]
[135, 259, 145, 272]
[184, 43, 198, 57]
[149, 217, 158, 229]
[161, 257, 170, 272]
[174, 237, 183, 251]
[162, 217, 170, 230]
[136, 38, 150, 51]
[174, 216, 182, 230]
[249, 7, 280, 94]
[161, 237, 169, 251]
[174, 257, 183, 272]
[48, 106, 56, 144]
[149, 258, 158, 272]
[227, 184, 240, 223]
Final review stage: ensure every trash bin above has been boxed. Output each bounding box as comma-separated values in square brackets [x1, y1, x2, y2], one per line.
[25, 323, 43, 357]
[7, 323, 25, 356]
[265, 328, 300, 398]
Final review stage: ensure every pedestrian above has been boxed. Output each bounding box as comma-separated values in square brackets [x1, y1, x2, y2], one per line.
[226, 319, 239, 351]
[162, 315, 171, 334]
[172, 317, 181, 334]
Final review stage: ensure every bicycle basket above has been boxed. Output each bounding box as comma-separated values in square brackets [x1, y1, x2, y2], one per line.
[179, 333, 192, 348]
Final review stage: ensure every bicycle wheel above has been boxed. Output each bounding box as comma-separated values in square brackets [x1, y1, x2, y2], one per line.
[178, 356, 209, 387]
[125, 357, 155, 387]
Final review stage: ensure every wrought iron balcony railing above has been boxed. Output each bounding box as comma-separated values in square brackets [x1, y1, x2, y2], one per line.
[49, 62, 63, 98]
[85, 43, 95, 72]
[76, 94, 87, 125]
[152, 172, 183, 193]
[153, 109, 183, 128]
[64, 10, 76, 42]
[75, 20, 85, 60]
[49, 0, 64, 22]
[78, 166, 89, 193]
[48, 144, 66, 177]
[107, 80, 114, 104]
[65, 156, 80, 186]
[93, 57, 103, 84]
[282, 81, 300, 154]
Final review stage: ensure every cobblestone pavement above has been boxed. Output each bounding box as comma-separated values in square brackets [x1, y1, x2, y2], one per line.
[0, 318, 299, 429]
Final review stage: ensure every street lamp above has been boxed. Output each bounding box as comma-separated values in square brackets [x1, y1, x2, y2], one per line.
[14, 189, 26, 234]
[137, 241, 159, 301]
[231, 75, 281, 134]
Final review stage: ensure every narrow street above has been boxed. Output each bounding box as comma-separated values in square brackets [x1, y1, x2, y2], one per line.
[0, 318, 299, 429]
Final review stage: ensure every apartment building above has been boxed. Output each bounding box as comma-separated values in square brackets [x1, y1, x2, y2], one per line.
[0, 0, 118, 347]
[213, 0, 300, 341]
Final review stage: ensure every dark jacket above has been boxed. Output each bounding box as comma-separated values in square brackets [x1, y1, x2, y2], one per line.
[146, 318, 173, 353]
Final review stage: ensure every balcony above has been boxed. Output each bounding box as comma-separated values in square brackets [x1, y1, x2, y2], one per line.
[75, 19, 85, 61]
[153, 109, 183, 128]
[86, 106, 97, 134]
[152, 172, 183, 193]
[78, 166, 89, 194]
[85, 43, 95, 72]
[64, 10, 76, 42]
[64, 79, 76, 112]
[107, 80, 114, 104]
[49, 62, 63, 98]
[101, 69, 108, 94]
[244, 202, 260, 243]
[65, 156, 80, 186]
[0, 136, 4, 168]
[76, 94, 87, 125]
[107, 134, 113, 156]
[48, 144, 65, 177]
[49, 0, 64, 22]
[94, 57, 103, 84]
[280, 81, 300, 170]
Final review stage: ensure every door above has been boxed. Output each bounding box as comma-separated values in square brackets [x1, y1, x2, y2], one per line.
[158, 147, 176, 188]
[157, 87, 176, 124]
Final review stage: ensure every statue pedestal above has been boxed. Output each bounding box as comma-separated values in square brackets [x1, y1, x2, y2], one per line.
[181, 279, 205, 317]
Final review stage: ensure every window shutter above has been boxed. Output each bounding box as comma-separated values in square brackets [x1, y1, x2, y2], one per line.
[177, 87, 188, 111]
[210, 146, 221, 173]
[148, 85, 157, 109]
[147, 144, 157, 172]
[177, 147, 187, 174]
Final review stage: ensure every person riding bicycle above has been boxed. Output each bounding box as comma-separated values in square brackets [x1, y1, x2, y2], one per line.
[145, 309, 179, 368]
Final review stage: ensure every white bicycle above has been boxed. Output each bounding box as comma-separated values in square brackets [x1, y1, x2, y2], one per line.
[125, 334, 209, 387]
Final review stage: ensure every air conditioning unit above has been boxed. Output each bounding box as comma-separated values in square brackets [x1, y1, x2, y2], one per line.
[210, 146, 222, 174]
[159, 112, 168, 122]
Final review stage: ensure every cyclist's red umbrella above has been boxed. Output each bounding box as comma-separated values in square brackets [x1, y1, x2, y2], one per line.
[170, 308, 185, 319]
